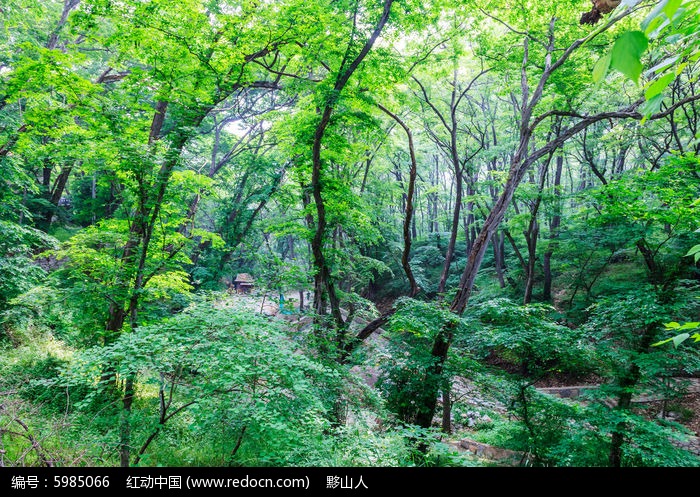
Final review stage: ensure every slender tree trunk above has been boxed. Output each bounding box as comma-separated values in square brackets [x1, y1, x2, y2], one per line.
[310, 0, 395, 343]
[414, 323, 454, 429]
[492, 233, 506, 288]
[437, 153, 462, 295]
[119, 374, 135, 467]
[609, 325, 657, 467]
[433, 156, 440, 234]
[376, 103, 419, 297]
[464, 179, 476, 252]
[441, 381, 452, 434]
[523, 156, 551, 304]
[504, 229, 527, 273]
[543, 155, 563, 301]
[91, 173, 97, 224]
[523, 220, 539, 304]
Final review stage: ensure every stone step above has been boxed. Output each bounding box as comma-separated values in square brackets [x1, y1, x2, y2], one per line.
[537, 378, 700, 404]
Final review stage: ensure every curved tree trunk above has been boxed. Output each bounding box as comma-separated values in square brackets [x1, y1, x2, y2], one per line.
[310, 0, 395, 344]
[376, 103, 420, 298]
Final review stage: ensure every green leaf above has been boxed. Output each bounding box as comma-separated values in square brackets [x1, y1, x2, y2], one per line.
[672, 333, 690, 347]
[662, 0, 682, 19]
[664, 322, 681, 329]
[642, 1, 670, 34]
[643, 15, 665, 37]
[646, 55, 679, 76]
[675, 61, 688, 76]
[686, 244, 700, 262]
[640, 94, 664, 121]
[644, 73, 675, 100]
[679, 322, 700, 330]
[593, 52, 612, 84]
[610, 31, 649, 83]
[652, 337, 673, 347]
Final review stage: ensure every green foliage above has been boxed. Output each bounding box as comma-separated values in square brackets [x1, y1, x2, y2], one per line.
[388, 297, 460, 339]
[464, 298, 595, 377]
[1, 0, 699, 469]
[584, 290, 672, 356]
[0, 284, 76, 348]
[586, 156, 699, 233]
[555, 155, 700, 316]
[375, 331, 443, 425]
[48, 301, 341, 465]
[376, 298, 462, 424]
[654, 321, 700, 348]
[470, 375, 700, 467]
[3, 354, 89, 415]
[610, 31, 649, 84]
[593, 0, 699, 116]
[506, 385, 609, 466]
[0, 221, 57, 313]
[536, 398, 700, 467]
[397, 242, 446, 296]
[581, 290, 700, 464]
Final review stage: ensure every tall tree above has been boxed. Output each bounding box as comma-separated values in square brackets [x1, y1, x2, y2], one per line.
[308, 0, 394, 348]
[416, 4, 664, 429]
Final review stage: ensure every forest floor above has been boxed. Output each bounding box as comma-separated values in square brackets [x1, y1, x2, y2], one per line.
[534, 373, 700, 437]
[224, 290, 700, 446]
[653, 393, 700, 436]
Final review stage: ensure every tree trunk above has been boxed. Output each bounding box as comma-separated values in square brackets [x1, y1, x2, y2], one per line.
[441, 381, 452, 434]
[37, 161, 73, 229]
[492, 232, 506, 288]
[310, 0, 395, 342]
[119, 374, 135, 467]
[414, 324, 454, 429]
[523, 157, 550, 304]
[376, 103, 419, 297]
[543, 155, 563, 301]
[463, 178, 476, 252]
[609, 325, 657, 467]
[437, 153, 462, 295]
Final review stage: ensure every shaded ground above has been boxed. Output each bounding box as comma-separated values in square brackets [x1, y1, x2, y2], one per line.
[643, 392, 700, 436]
[533, 373, 700, 437]
[220, 291, 700, 455]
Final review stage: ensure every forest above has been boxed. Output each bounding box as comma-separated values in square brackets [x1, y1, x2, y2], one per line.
[1, 0, 700, 469]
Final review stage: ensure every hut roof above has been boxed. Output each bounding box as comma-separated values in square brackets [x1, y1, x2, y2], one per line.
[234, 273, 254, 284]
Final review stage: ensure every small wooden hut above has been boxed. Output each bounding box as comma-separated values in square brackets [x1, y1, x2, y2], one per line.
[233, 273, 255, 294]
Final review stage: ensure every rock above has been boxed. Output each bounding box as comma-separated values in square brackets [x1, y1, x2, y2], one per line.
[458, 438, 524, 465]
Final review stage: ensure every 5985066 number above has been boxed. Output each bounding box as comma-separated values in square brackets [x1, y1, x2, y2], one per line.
[53, 476, 109, 488]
